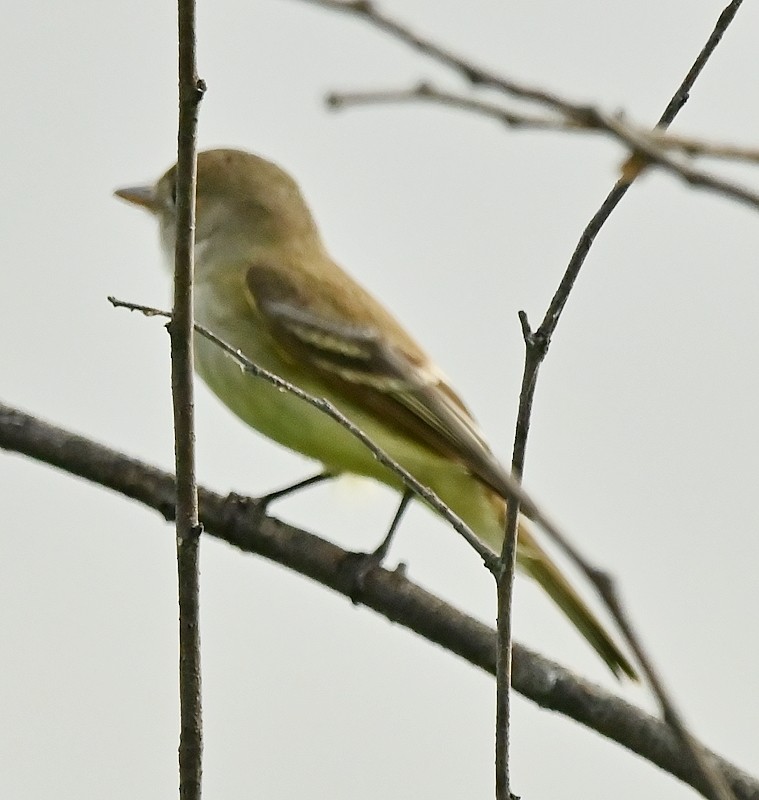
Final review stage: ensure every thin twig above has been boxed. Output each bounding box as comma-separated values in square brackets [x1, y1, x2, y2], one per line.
[648, 130, 759, 163]
[174, 2, 205, 798]
[297, 1, 759, 210]
[293, 0, 601, 116]
[503, 4, 746, 800]
[108, 296, 496, 569]
[494, 311, 543, 800]
[595, 109, 759, 211]
[494, 527, 519, 800]
[1, 400, 757, 800]
[328, 84, 571, 132]
[330, 83, 759, 165]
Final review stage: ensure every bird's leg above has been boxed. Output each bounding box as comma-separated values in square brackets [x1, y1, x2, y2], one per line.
[255, 470, 335, 512]
[370, 489, 413, 564]
[344, 490, 414, 599]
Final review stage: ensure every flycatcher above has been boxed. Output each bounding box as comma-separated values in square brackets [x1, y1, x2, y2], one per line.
[116, 148, 634, 678]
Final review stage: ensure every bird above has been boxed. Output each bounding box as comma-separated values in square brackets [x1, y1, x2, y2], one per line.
[115, 148, 635, 679]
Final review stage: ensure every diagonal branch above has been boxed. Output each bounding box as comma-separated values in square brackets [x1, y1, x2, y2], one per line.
[296, 1, 758, 212]
[1, 399, 757, 800]
[498, 3, 746, 800]
[328, 84, 759, 212]
[329, 84, 759, 166]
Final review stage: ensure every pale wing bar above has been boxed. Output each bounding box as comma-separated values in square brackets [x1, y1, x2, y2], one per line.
[255, 290, 513, 499]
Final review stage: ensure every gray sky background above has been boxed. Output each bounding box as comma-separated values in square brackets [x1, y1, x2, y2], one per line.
[2, 1, 758, 798]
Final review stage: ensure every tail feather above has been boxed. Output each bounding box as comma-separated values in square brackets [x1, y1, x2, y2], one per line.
[517, 520, 637, 680]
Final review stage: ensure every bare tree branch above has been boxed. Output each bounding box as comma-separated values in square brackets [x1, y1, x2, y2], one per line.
[328, 83, 571, 131]
[1, 400, 757, 800]
[297, 1, 758, 212]
[174, 2, 205, 797]
[503, 6, 747, 800]
[329, 83, 759, 165]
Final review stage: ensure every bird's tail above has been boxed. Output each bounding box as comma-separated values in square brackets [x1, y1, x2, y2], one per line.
[516, 519, 637, 680]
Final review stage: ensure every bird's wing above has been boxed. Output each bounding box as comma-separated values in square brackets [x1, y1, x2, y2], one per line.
[243, 259, 512, 497]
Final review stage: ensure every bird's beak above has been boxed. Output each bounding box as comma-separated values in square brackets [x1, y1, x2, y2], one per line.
[114, 184, 159, 213]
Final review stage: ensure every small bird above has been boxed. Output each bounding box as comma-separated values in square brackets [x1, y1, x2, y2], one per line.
[116, 149, 635, 678]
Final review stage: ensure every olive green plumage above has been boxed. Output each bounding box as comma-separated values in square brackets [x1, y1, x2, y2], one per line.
[116, 149, 635, 679]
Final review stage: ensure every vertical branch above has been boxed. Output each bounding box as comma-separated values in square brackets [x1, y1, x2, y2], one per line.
[494, 3, 744, 796]
[174, 2, 206, 799]
[494, 315, 543, 800]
